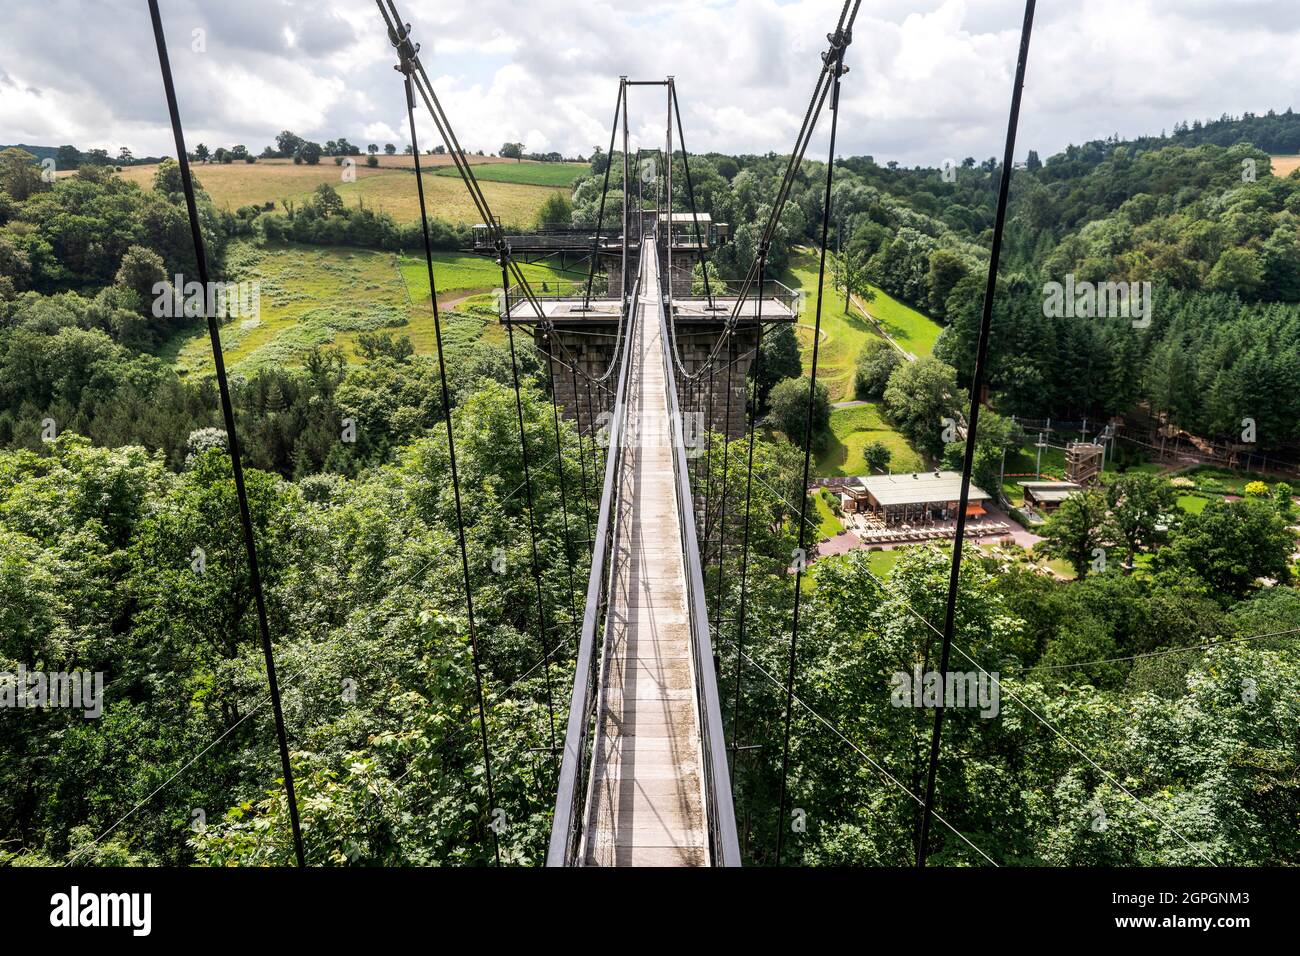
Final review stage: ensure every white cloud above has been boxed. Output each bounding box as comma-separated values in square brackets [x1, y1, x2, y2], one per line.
[0, 0, 1296, 166]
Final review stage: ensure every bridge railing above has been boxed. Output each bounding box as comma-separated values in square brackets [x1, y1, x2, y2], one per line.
[657, 263, 743, 867]
[477, 228, 619, 253]
[545, 244, 642, 867]
[504, 279, 618, 316]
[669, 277, 801, 317]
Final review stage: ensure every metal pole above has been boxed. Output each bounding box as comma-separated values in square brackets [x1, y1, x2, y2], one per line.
[917, 0, 1036, 868]
[148, 0, 305, 868]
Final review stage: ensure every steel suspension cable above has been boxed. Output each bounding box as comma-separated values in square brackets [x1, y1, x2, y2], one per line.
[670, 81, 715, 310]
[702, 358, 717, 539]
[669, 0, 861, 385]
[542, 344, 582, 651]
[565, 351, 595, 546]
[501, 261, 561, 762]
[399, 62, 500, 865]
[582, 80, 626, 311]
[377, 2, 548, 322]
[917, 0, 1036, 869]
[775, 31, 850, 865]
[146, 0, 305, 869]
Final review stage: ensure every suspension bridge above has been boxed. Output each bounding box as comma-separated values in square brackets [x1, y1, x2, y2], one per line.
[146, 0, 1055, 868]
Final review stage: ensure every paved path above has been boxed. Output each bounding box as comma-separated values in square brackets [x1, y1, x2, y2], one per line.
[580, 240, 708, 867]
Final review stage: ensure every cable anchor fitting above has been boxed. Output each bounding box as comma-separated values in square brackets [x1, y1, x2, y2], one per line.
[388, 21, 420, 75]
[822, 28, 852, 75]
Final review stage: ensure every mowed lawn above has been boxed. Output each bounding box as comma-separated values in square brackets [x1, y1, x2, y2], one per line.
[784, 247, 888, 403]
[119, 159, 568, 227]
[857, 282, 943, 358]
[784, 246, 942, 402]
[432, 161, 588, 187]
[815, 403, 926, 478]
[159, 242, 567, 374]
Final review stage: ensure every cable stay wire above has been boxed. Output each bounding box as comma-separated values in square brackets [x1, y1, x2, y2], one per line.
[825, 527, 1223, 865]
[669, 0, 860, 387]
[542, 348, 584, 649]
[376, 1, 547, 324]
[710, 331, 737, 643]
[389, 31, 501, 864]
[146, 0, 306, 869]
[696, 415, 1225, 869]
[775, 16, 855, 865]
[581, 79, 626, 312]
[501, 255, 562, 762]
[917, 0, 1036, 869]
[725, 639, 1000, 866]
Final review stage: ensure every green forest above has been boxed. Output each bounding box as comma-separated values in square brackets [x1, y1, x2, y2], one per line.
[1, 106, 1298, 867]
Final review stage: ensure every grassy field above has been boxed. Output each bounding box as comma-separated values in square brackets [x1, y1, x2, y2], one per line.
[160, 242, 567, 374]
[784, 247, 886, 403]
[117, 158, 568, 227]
[782, 247, 931, 480]
[813, 491, 842, 538]
[815, 403, 926, 478]
[1273, 155, 1300, 177]
[857, 282, 944, 358]
[433, 161, 588, 187]
[784, 246, 943, 402]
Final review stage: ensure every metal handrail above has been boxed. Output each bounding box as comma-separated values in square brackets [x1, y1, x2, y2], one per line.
[545, 240, 643, 867]
[505, 280, 625, 317]
[669, 278, 800, 315]
[655, 246, 743, 867]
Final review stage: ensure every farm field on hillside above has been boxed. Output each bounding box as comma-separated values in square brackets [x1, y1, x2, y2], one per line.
[336, 172, 567, 226]
[159, 242, 567, 374]
[432, 161, 588, 187]
[117, 159, 567, 226]
[1272, 155, 1300, 177]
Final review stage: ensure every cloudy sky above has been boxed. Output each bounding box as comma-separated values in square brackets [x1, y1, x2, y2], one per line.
[2, 0, 1298, 167]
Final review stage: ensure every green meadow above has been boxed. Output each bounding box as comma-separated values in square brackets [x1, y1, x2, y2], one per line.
[814, 402, 926, 478]
[432, 161, 589, 188]
[160, 242, 569, 374]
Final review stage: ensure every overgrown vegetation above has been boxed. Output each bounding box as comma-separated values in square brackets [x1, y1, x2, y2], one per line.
[1, 110, 1298, 868]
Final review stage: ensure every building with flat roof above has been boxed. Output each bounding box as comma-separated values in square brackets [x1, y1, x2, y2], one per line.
[840, 471, 990, 525]
[1019, 480, 1082, 513]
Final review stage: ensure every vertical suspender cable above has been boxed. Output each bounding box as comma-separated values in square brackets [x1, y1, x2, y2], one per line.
[567, 356, 594, 547]
[665, 81, 673, 311]
[917, 0, 1036, 868]
[501, 259, 560, 760]
[544, 343, 581, 650]
[775, 34, 850, 865]
[584, 375, 600, 488]
[400, 63, 500, 865]
[146, 0, 305, 868]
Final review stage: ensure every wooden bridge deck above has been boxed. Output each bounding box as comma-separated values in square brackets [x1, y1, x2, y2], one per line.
[580, 241, 709, 867]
